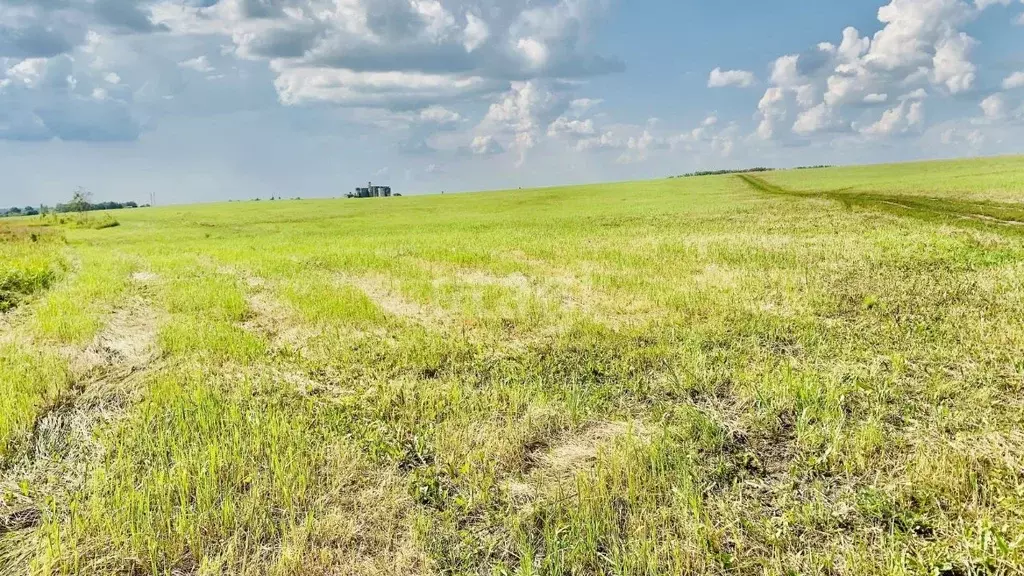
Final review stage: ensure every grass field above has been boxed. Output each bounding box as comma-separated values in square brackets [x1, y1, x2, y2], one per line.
[761, 156, 1024, 204]
[1, 156, 1023, 575]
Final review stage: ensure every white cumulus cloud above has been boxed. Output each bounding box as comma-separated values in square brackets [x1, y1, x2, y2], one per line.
[156, 0, 622, 111]
[178, 56, 215, 74]
[708, 67, 756, 88]
[1003, 71, 1024, 90]
[861, 99, 925, 137]
[750, 0, 1003, 144]
[474, 79, 568, 164]
[980, 93, 1009, 120]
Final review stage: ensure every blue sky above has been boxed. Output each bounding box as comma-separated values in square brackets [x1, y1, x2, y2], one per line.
[1, 0, 1023, 205]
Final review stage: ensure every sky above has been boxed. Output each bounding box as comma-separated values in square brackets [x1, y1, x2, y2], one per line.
[1, 0, 1023, 205]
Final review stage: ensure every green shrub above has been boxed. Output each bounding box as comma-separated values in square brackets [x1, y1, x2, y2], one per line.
[36, 212, 120, 229]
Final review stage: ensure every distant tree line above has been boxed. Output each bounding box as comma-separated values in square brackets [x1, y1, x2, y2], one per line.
[668, 165, 833, 179]
[1, 200, 142, 218]
[230, 196, 304, 202]
[52, 200, 140, 213]
[0, 206, 41, 217]
[670, 167, 773, 178]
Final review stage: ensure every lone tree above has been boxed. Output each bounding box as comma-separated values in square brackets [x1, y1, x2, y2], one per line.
[69, 187, 92, 213]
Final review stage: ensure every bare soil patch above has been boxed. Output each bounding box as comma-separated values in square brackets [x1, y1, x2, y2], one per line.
[243, 289, 318, 353]
[455, 270, 532, 291]
[70, 296, 160, 375]
[507, 421, 650, 501]
[342, 273, 447, 326]
[130, 271, 160, 283]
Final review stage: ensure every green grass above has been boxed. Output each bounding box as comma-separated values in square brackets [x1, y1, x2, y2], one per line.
[37, 212, 121, 230]
[0, 345, 71, 461]
[0, 225, 64, 313]
[739, 173, 1024, 230]
[2, 156, 1024, 575]
[0, 225, 73, 464]
[761, 155, 1024, 204]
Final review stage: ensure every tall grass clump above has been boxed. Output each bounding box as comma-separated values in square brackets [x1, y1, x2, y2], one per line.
[0, 225, 65, 312]
[38, 212, 120, 230]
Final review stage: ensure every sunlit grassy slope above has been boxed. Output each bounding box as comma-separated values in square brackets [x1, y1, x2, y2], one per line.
[762, 155, 1024, 203]
[2, 157, 1023, 575]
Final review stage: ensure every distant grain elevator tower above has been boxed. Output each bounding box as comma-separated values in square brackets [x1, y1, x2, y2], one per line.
[351, 181, 392, 198]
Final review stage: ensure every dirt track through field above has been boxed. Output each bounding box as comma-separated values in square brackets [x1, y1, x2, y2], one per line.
[0, 273, 164, 542]
[738, 173, 1024, 229]
[238, 274, 358, 399]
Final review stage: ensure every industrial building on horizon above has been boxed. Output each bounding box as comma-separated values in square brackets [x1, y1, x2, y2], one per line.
[349, 182, 392, 198]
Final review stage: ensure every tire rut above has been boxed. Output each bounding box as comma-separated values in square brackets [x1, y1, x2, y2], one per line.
[0, 272, 165, 550]
[238, 274, 356, 400]
[738, 173, 1024, 230]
